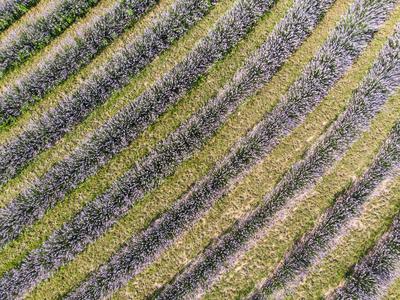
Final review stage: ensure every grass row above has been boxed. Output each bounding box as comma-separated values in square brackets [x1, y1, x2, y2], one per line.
[11, 2, 294, 298]
[204, 89, 400, 299]
[331, 155, 400, 299]
[0, 0, 267, 250]
[0, 0, 159, 125]
[0, 0, 100, 76]
[0, 0, 312, 296]
[291, 172, 400, 298]
[0, 0, 236, 276]
[249, 119, 400, 299]
[154, 13, 400, 299]
[63, 0, 346, 297]
[0, 0, 40, 32]
[154, 0, 397, 297]
[45, 0, 364, 297]
[0, 0, 178, 205]
[0, 0, 219, 186]
[384, 268, 400, 299]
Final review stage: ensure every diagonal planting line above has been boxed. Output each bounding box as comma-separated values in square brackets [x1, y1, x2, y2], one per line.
[0, 0, 329, 296]
[20, 2, 294, 296]
[0, 0, 160, 125]
[156, 21, 400, 300]
[0, 0, 101, 76]
[0, 0, 273, 249]
[0, 0, 288, 297]
[60, 0, 376, 298]
[249, 119, 400, 300]
[0, 0, 40, 32]
[0, 0, 217, 185]
[112, 4, 400, 297]
[384, 273, 400, 299]
[330, 178, 400, 300]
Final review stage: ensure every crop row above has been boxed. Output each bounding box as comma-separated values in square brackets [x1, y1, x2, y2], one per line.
[0, 0, 159, 125]
[0, 0, 217, 185]
[156, 21, 400, 299]
[0, 0, 100, 76]
[60, 0, 373, 298]
[0, 0, 39, 32]
[0, 0, 329, 296]
[0, 0, 273, 250]
[249, 119, 400, 299]
[331, 157, 400, 299]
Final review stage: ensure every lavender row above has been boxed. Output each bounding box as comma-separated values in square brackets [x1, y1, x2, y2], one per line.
[0, 0, 39, 32]
[250, 119, 400, 299]
[0, 0, 326, 296]
[331, 178, 400, 300]
[0, 0, 100, 75]
[0, 0, 216, 185]
[60, 0, 375, 298]
[0, 0, 158, 124]
[156, 21, 400, 300]
[0, 0, 273, 249]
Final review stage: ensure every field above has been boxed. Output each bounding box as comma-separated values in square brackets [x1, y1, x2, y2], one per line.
[0, 0, 399, 299]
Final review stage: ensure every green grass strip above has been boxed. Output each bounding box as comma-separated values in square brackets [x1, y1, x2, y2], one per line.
[69, 0, 366, 298]
[0, 0, 221, 206]
[204, 89, 400, 299]
[21, 0, 318, 296]
[384, 273, 400, 299]
[0, 0, 171, 141]
[0, 1, 236, 290]
[290, 173, 400, 299]
[0, 0, 237, 277]
[198, 9, 400, 298]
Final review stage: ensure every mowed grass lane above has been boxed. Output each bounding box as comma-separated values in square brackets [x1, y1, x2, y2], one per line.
[21, 1, 294, 298]
[27, 0, 357, 297]
[0, 0, 237, 278]
[1, 0, 400, 299]
[292, 172, 400, 299]
[0, 0, 177, 205]
[0, 0, 161, 126]
[195, 4, 398, 298]
[0, 1, 234, 266]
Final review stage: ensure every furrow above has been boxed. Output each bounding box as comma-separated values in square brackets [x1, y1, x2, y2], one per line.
[0, 0, 100, 76]
[330, 190, 400, 300]
[0, 0, 39, 32]
[0, 0, 272, 249]
[0, 0, 216, 185]
[249, 119, 400, 299]
[60, 0, 360, 298]
[156, 22, 400, 300]
[0, 0, 158, 125]
[0, 0, 296, 296]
